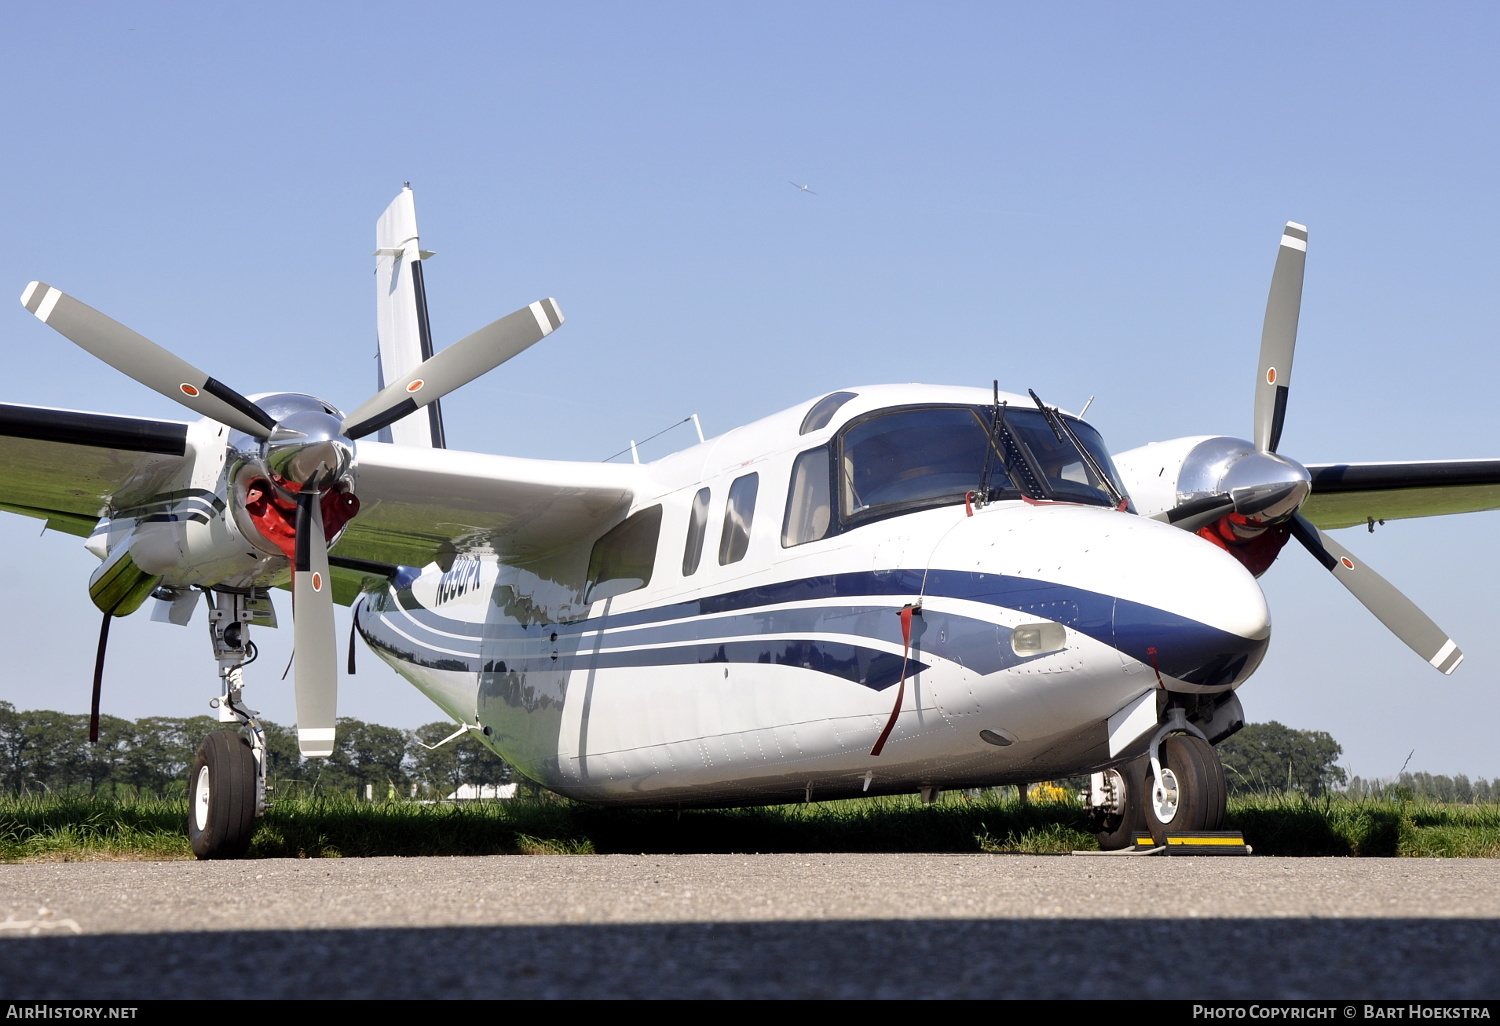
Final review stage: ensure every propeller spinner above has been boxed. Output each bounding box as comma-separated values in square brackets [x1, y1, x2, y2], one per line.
[22, 280, 564, 753]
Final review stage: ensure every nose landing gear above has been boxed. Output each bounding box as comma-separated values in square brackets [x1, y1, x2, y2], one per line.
[188, 590, 272, 860]
[1142, 733, 1226, 842]
[1089, 723, 1228, 850]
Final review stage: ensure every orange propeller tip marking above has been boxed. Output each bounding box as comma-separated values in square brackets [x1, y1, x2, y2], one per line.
[1266, 368, 1277, 384]
[406, 379, 424, 393]
[180, 383, 200, 397]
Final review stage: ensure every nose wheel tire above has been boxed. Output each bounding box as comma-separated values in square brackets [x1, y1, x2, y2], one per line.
[1143, 733, 1226, 844]
[188, 730, 257, 860]
[1094, 758, 1149, 851]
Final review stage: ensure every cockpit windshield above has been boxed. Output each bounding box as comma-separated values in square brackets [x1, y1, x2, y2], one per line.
[838, 404, 1129, 520]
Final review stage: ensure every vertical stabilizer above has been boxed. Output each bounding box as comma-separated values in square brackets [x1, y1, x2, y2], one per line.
[374, 186, 446, 447]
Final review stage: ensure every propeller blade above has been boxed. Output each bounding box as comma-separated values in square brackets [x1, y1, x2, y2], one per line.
[20, 282, 277, 438]
[292, 493, 339, 757]
[341, 298, 563, 440]
[1288, 513, 1463, 674]
[1253, 223, 1307, 453]
[1152, 494, 1236, 533]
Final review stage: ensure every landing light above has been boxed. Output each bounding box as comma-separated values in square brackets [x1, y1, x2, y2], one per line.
[1011, 622, 1067, 656]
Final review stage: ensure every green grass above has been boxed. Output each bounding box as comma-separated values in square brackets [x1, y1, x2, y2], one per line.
[2, 790, 1497, 861]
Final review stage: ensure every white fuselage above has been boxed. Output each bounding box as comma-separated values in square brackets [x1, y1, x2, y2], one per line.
[353, 385, 1272, 806]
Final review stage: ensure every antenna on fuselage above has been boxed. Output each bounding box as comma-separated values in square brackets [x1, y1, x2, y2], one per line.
[601, 415, 704, 463]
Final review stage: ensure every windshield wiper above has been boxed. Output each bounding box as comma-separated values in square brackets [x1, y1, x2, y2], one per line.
[1027, 388, 1126, 508]
[974, 386, 1050, 502]
[976, 381, 1008, 504]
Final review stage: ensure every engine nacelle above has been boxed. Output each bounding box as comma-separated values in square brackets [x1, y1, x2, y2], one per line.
[82, 401, 362, 613]
[1113, 435, 1257, 518]
[1113, 435, 1305, 577]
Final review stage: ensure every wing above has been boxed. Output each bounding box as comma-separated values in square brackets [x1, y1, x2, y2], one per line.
[0, 402, 191, 537]
[1302, 459, 1500, 530]
[333, 440, 641, 571]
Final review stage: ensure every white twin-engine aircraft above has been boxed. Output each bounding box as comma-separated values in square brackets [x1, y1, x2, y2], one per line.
[4, 190, 1499, 859]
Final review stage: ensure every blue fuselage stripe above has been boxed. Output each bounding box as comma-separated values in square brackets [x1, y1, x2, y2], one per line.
[358, 568, 1261, 690]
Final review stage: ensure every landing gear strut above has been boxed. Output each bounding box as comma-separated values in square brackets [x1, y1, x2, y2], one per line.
[189, 590, 271, 860]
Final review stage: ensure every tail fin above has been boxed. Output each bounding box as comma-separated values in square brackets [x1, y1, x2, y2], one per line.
[373, 186, 446, 448]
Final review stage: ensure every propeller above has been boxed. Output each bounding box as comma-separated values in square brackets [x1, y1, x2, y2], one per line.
[21, 282, 277, 438]
[292, 492, 338, 757]
[1288, 514, 1463, 673]
[1154, 224, 1463, 674]
[22, 281, 565, 753]
[341, 299, 562, 439]
[1254, 223, 1306, 453]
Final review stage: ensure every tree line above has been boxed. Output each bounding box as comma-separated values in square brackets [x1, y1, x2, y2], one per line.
[0, 702, 514, 800]
[1345, 772, 1500, 804]
[1215, 720, 1498, 801]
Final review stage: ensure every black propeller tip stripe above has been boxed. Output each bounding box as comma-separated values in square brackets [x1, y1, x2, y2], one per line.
[343, 397, 419, 441]
[1267, 384, 1290, 453]
[294, 492, 316, 572]
[202, 378, 278, 434]
[1167, 494, 1236, 525]
[1289, 513, 1338, 571]
[329, 554, 403, 578]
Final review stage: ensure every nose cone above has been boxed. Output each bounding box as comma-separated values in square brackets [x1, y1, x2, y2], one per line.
[1104, 515, 1272, 689]
[266, 411, 354, 489]
[1223, 450, 1311, 522]
[930, 504, 1270, 691]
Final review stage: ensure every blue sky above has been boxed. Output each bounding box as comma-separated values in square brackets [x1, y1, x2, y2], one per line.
[1, 2, 1497, 781]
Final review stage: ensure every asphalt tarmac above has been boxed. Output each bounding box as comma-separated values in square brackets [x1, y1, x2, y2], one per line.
[2, 854, 1498, 999]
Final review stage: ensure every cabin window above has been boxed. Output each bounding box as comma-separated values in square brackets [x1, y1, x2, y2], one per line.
[682, 487, 710, 575]
[799, 391, 858, 435]
[782, 447, 831, 547]
[718, 473, 759, 565]
[586, 504, 663, 602]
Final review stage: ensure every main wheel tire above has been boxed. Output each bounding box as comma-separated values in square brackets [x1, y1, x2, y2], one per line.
[188, 731, 257, 860]
[1143, 733, 1226, 844]
[1094, 757, 1149, 851]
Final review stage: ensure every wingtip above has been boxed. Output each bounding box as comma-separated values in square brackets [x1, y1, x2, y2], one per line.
[20, 281, 41, 309]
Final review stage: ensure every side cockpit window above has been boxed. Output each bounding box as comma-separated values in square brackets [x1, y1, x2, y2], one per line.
[682, 487, 710, 575]
[782, 447, 831, 547]
[586, 505, 663, 602]
[718, 473, 758, 565]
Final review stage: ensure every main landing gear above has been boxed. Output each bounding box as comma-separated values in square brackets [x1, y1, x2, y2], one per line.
[189, 590, 271, 860]
[1088, 714, 1227, 850]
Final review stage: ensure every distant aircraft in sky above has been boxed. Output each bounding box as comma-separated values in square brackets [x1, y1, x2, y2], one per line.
[788, 181, 816, 194]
